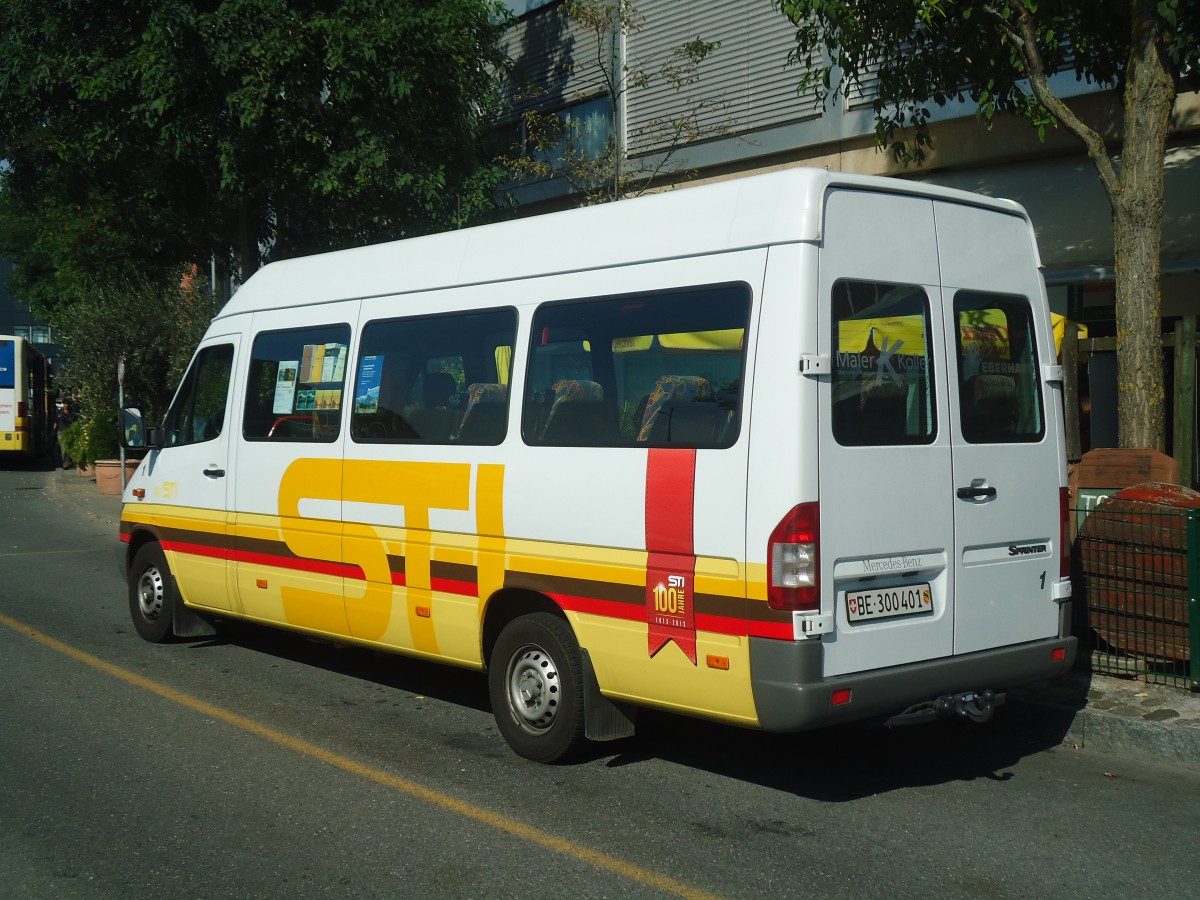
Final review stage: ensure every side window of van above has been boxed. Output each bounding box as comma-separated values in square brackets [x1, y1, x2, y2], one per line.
[831, 280, 936, 446]
[162, 344, 234, 447]
[954, 292, 1044, 443]
[524, 283, 750, 448]
[243, 325, 352, 442]
[350, 308, 517, 445]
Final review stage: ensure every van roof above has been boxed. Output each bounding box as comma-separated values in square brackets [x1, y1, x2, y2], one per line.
[218, 168, 1032, 319]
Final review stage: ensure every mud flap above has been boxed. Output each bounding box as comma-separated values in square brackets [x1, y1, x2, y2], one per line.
[172, 603, 218, 638]
[581, 649, 637, 741]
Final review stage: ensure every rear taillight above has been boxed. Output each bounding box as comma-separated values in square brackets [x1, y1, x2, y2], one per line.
[768, 502, 819, 611]
[1059, 486, 1070, 579]
[16, 401, 27, 418]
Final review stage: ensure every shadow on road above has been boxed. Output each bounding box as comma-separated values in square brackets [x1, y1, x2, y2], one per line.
[0, 456, 57, 473]
[181, 617, 1081, 800]
[599, 695, 1081, 801]
[184, 620, 493, 715]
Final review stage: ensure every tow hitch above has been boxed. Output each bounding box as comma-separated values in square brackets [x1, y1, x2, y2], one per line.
[936, 689, 1001, 723]
[884, 689, 1005, 727]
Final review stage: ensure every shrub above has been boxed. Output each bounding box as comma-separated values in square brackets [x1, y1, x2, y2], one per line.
[87, 405, 120, 462]
[60, 419, 91, 469]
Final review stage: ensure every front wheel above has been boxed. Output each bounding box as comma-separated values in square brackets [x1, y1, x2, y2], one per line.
[128, 543, 177, 642]
[488, 613, 586, 763]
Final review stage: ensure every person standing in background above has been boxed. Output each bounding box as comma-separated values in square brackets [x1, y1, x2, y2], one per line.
[55, 397, 75, 469]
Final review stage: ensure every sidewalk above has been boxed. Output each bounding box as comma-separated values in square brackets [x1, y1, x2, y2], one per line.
[50, 464, 122, 522]
[50, 466, 1200, 768]
[1008, 668, 1200, 768]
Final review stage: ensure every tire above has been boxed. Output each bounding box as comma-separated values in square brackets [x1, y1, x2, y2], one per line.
[128, 543, 177, 643]
[488, 613, 586, 763]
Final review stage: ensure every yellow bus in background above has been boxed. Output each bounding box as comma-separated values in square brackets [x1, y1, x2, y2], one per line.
[0, 335, 52, 461]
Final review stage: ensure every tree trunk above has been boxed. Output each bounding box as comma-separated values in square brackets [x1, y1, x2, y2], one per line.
[1111, 1, 1175, 451]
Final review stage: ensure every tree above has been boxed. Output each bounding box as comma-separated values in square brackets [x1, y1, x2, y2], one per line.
[774, 0, 1199, 451]
[506, 0, 728, 204]
[54, 272, 222, 464]
[0, 0, 512, 318]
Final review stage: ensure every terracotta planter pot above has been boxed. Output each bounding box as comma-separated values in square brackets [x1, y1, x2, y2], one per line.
[94, 459, 139, 496]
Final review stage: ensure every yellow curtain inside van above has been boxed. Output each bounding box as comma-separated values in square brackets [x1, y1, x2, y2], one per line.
[837, 312, 1085, 357]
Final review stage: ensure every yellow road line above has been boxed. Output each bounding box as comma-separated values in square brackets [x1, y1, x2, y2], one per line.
[0, 611, 721, 900]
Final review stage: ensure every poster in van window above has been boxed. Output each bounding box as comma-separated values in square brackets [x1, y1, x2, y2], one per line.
[837, 317, 929, 388]
[315, 389, 342, 410]
[355, 355, 383, 413]
[295, 389, 317, 411]
[0, 341, 14, 389]
[959, 311, 1024, 379]
[272, 360, 299, 414]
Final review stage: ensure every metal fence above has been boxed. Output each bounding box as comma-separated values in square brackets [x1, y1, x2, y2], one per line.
[1073, 503, 1200, 691]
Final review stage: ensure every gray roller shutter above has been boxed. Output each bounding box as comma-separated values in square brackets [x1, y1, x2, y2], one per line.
[626, 0, 822, 155]
[500, 4, 613, 118]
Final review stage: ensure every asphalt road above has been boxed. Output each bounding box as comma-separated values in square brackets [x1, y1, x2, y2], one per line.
[2, 461, 1199, 899]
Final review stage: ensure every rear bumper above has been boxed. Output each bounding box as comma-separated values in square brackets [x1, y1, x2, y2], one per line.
[750, 632, 1078, 732]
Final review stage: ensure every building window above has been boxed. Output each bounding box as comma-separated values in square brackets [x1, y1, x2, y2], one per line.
[517, 96, 614, 175]
[11, 325, 53, 343]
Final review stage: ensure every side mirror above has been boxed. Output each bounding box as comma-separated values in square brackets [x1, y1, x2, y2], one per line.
[120, 407, 160, 450]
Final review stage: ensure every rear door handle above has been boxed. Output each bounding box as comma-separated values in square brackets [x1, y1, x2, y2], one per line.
[203, 466, 226, 479]
[957, 485, 996, 500]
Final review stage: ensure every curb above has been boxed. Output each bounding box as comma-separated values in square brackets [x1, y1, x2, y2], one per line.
[1008, 672, 1200, 769]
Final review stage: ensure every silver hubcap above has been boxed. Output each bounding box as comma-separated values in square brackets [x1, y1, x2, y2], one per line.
[136, 564, 165, 622]
[506, 644, 559, 732]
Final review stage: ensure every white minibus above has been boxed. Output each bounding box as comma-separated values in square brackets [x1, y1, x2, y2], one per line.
[120, 168, 1076, 761]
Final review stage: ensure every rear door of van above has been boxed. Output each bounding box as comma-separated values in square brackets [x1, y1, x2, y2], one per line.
[817, 188, 955, 677]
[816, 188, 1063, 679]
[934, 201, 1064, 654]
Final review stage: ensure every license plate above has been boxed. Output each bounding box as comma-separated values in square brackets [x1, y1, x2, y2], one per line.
[845, 583, 933, 623]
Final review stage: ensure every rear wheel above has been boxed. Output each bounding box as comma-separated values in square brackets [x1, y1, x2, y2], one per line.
[488, 613, 586, 763]
[128, 543, 177, 642]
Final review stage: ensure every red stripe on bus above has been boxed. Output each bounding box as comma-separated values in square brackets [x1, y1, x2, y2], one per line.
[694, 612, 747, 636]
[747, 619, 794, 640]
[430, 577, 477, 597]
[551, 593, 645, 622]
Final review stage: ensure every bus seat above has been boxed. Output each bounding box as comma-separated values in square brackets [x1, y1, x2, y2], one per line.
[832, 375, 905, 444]
[409, 371, 460, 440]
[540, 379, 610, 445]
[859, 378, 907, 437]
[638, 375, 718, 445]
[456, 383, 508, 444]
[963, 374, 1016, 441]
